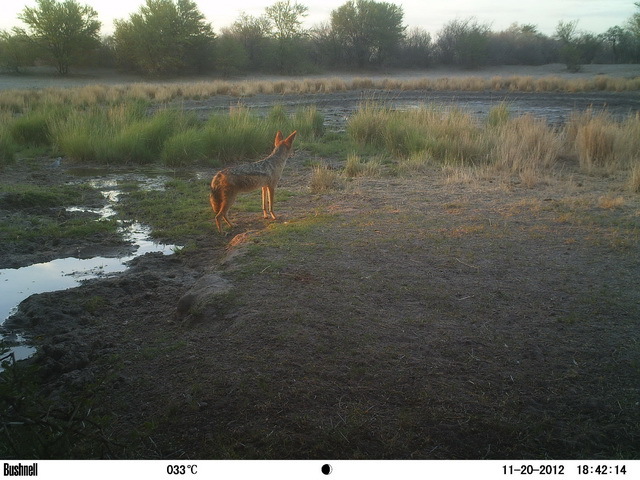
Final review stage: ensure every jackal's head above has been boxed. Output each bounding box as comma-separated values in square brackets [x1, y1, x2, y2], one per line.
[274, 130, 297, 152]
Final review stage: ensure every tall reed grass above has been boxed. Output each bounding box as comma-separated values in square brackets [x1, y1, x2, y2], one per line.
[492, 114, 563, 186]
[348, 103, 490, 164]
[2, 76, 638, 192]
[36, 102, 323, 166]
[346, 102, 638, 189]
[567, 110, 640, 174]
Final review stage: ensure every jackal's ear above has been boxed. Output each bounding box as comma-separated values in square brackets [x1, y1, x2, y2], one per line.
[283, 130, 297, 147]
[274, 131, 284, 146]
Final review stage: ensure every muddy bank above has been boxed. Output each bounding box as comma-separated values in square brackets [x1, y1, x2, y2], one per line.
[3, 252, 197, 377]
[168, 88, 640, 129]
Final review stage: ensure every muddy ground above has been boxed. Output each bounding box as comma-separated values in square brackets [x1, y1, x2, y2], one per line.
[1, 83, 640, 459]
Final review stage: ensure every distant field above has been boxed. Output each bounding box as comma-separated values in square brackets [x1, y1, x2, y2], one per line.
[1, 63, 639, 91]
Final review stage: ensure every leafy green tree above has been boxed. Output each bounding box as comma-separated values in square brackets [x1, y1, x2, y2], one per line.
[629, 2, 640, 37]
[330, 0, 405, 67]
[391, 27, 431, 67]
[17, 0, 101, 75]
[225, 12, 272, 71]
[265, 0, 308, 40]
[603, 26, 627, 63]
[0, 30, 36, 73]
[574, 32, 602, 64]
[555, 20, 581, 71]
[435, 18, 490, 68]
[625, 2, 640, 62]
[264, 1, 309, 73]
[114, 0, 215, 75]
[488, 24, 556, 65]
[215, 34, 250, 75]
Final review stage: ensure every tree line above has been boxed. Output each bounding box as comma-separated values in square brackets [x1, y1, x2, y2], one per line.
[1, 0, 640, 76]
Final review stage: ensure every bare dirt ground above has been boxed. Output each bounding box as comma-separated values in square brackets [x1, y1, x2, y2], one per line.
[1, 66, 640, 459]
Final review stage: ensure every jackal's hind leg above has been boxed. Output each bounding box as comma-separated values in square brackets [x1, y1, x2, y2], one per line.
[215, 193, 236, 233]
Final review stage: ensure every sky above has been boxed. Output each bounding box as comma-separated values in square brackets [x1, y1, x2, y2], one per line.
[0, 0, 637, 37]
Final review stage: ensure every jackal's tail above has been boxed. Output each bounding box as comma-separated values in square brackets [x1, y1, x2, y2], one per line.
[209, 175, 222, 214]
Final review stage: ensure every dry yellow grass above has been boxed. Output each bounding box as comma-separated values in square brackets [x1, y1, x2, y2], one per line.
[598, 195, 625, 209]
[309, 163, 343, 193]
[568, 110, 640, 174]
[492, 114, 563, 186]
[344, 154, 384, 177]
[628, 164, 640, 193]
[2, 74, 639, 113]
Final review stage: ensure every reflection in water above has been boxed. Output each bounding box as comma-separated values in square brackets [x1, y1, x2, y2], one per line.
[1, 175, 179, 361]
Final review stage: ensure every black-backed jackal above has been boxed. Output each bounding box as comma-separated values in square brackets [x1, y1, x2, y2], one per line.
[209, 130, 297, 233]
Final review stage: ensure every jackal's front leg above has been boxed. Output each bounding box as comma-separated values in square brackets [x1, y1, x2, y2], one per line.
[262, 186, 276, 220]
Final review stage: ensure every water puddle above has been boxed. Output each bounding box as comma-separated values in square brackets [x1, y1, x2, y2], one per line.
[1, 173, 180, 362]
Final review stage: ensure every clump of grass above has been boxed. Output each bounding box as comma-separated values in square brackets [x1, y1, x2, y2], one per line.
[486, 102, 511, 127]
[49, 102, 316, 166]
[205, 107, 273, 162]
[51, 101, 152, 163]
[567, 110, 640, 174]
[346, 102, 390, 148]
[161, 128, 209, 167]
[294, 106, 325, 139]
[9, 111, 52, 146]
[628, 163, 640, 193]
[569, 110, 617, 172]
[598, 195, 625, 209]
[343, 153, 384, 177]
[396, 150, 435, 175]
[348, 101, 640, 188]
[348, 103, 489, 165]
[267, 104, 289, 126]
[266, 105, 325, 140]
[108, 110, 182, 164]
[0, 118, 18, 165]
[492, 114, 562, 186]
[309, 163, 342, 192]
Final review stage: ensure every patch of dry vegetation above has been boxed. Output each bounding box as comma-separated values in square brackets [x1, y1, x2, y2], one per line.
[567, 110, 640, 174]
[343, 103, 639, 192]
[1, 74, 639, 113]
